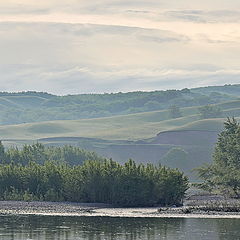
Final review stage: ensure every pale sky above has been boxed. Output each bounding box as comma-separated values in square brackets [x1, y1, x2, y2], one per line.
[0, 0, 239, 94]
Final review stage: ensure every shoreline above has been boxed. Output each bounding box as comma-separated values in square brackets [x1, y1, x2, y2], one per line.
[0, 201, 240, 219]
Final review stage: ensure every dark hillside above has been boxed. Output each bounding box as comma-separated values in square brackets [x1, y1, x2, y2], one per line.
[152, 130, 218, 145]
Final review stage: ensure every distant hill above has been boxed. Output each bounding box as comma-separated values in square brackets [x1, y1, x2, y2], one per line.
[0, 84, 239, 125]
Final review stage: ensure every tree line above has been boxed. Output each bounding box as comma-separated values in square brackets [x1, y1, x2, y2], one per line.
[0, 159, 188, 207]
[0, 143, 102, 166]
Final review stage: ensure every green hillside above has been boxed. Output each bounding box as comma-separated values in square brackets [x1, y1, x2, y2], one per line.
[192, 84, 240, 97]
[0, 84, 238, 125]
[0, 100, 239, 142]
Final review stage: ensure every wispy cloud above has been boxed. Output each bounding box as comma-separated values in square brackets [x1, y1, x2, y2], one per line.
[0, 63, 240, 94]
[164, 10, 240, 23]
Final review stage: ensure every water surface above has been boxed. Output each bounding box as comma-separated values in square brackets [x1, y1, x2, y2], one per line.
[0, 215, 239, 240]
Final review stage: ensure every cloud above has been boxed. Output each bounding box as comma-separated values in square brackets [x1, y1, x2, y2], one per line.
[138, 34, 189, 43]
[0, 22, 192, 67]
[0, 6, 50, 15]
[0, 63, 239, 94]
[164, 10, 240, 23]
[0, 1, 239, 94]
[0, 21, 239, 94]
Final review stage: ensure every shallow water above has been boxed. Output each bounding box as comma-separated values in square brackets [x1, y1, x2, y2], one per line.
[0, 215, 239, 240]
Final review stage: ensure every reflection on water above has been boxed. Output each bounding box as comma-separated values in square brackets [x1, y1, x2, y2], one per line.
[0, 215, 239, 240]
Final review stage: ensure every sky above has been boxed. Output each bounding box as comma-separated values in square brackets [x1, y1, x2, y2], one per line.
[0, 0, 240, 94]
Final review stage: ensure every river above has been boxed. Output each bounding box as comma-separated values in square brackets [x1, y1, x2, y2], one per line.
[0, 215, 239, 240]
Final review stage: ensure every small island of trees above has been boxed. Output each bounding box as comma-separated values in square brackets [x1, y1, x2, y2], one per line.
[0, 143, 188, 207]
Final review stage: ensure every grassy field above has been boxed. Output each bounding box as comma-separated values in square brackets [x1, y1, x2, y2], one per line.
[0, 101, 240, 140]
[0, 100, 239, 142]
[0, 112, 204, 141]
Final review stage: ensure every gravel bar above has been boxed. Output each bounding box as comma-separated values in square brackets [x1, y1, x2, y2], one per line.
[0, 201, 240, 218]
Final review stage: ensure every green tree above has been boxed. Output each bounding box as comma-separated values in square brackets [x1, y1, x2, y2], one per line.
[144, 101, 161, 111]
[195, 117, 240, 197]
[198, 105, 222, 119]
[168, 105, 182, 119]
[0, 141, 5, 163]
[161, 147, 189, 170]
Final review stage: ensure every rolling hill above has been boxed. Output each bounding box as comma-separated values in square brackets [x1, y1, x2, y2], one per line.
[0, 100, 239, 141]
[0, 84, 239, 125]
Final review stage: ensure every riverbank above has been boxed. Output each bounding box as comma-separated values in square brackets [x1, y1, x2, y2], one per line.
[0, 201, 240, 219]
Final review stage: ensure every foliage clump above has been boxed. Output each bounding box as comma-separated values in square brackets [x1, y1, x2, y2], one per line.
[168, 105, 182, 119]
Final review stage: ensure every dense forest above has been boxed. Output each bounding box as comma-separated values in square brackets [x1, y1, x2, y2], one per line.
[0, 143, 188, 206]
[0, 84, 239, 125]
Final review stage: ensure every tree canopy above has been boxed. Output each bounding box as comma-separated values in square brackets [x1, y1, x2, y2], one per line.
[196, 117, 240, 197]
[0, 142, 103, 166]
